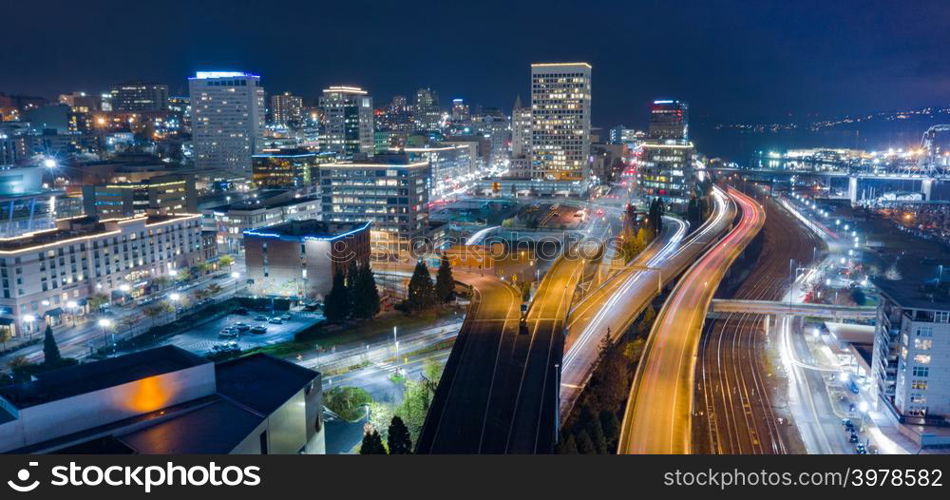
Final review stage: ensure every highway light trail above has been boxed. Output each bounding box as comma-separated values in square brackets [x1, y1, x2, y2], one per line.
[619, 186, 765, 454]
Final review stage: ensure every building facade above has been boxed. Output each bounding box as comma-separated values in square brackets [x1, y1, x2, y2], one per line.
[244, 220, 370, 299]
[873, 280, 950, 430]
[188, 72, 265, 174]
[404, 144, 474, 200]
[109, 82, 169, 112]
[0, 214, 205, 337]
[270, 91, 304, 126]
[639, 142, 695, 206]
[203, 195, 320, 254]
[530, 63, 592, 182]
[319, 157, 429, 253]
[81, 174, 197, 219]
[251, 149, 323, 190]
[648, 99, 689, 141]
[319, 86, 374, 158]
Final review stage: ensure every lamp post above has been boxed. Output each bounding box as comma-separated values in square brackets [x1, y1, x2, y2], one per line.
[22, 314, 36, 340]
[169, 292, 181, 319]
[230, 271, 241, 296]
[98, 318, 114, 354]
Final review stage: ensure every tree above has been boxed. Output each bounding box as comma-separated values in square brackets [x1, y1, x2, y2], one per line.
[387, 416, 413, 454]
[359, 430, 387, 454]
[42, 324, 61, 365]
[219, 255, 235, 270]
[0, 328, 11, 352]
[324, 270, 350, 323]
[323, 386, 373, 421]
[558, 434, 578, 454]
[599, 410, 620, 449]
[434, 255, 455, 303]
[405, 261, 436, 312]
[587, 416, 608, 454]
[345, 260, 360, 312]
[575, 430, 595, 454]
[351, 264, 380, 319]
[88, 294, 110, 312]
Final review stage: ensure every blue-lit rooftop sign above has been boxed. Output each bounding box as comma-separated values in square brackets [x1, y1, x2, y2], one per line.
[192, 71, 259, 80]
[243, 221, 371, 242]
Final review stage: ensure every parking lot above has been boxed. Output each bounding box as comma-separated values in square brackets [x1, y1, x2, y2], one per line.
[160, 309, 323, 355]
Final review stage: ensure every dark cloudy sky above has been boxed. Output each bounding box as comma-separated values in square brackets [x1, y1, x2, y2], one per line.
[2, 0, 948, 127]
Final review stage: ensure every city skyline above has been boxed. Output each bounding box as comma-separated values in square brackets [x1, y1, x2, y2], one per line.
[2, 1, 948, 127]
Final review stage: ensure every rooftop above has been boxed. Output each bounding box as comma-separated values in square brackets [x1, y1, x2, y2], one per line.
[0, 346, 208, 409]
[874, 277, 950, 311]
[215, 353, 319, 415]
[0, 214, 199, 253]
[117, 398, 264, 454]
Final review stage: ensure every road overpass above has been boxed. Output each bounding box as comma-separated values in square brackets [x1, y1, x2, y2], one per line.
[708, 299, 876, 319]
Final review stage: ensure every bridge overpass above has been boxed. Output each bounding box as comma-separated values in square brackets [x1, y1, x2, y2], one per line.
[708, 298, 876, 320]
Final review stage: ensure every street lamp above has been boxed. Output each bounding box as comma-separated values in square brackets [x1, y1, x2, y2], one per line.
[22, 314, 36, 339]
[169, 293, 181, 319]
[98, 318, 114, 352]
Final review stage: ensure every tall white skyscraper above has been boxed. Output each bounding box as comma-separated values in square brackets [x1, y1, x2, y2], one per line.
[319, 86, 374, 158]
[529, 62, 592, 181]
[188, 71, 265, 175]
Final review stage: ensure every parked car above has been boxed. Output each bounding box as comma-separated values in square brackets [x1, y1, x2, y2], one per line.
[280, 313, 292, 320]
[250, 325, 268, 334]
[218, 328, 237, 339]
[232, 322, 250, 331]
[268, 317, 283, 325]
[848, 433, 859, 443]
[254, 314, 268, 321]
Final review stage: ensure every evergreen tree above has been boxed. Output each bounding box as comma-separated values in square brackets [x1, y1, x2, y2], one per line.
[324, 270, 350, 323]
[558, 434, 578, 454]
[359, 430, 387, 454]
[42, 324, 61, 365]
[387, 416, 413, 454]
[352, 264, 380, 319]
[575, 430, 595, 454]
[587, 416, 608, 454]
[405, 261, 435, 311]
[599, 410, 620, 447]
[434, 256, 455, 303]
[345, 260, 360, 312]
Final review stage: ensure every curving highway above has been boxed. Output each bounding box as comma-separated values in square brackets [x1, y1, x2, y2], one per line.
[618, 186, 765, 454]
[560, 186, 737, 421]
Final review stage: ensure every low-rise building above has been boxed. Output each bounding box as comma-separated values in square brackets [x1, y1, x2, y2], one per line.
[244, 220, 370, 299]
[0, 213, 206, 337]
[81, 173, 197, 219]
[0, 346, 324, 454]
[203, 195, 320, 253]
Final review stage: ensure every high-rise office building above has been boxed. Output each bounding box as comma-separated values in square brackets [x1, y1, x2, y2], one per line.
[529, 62, 592, 181]
[511, 95, 532, 159]
[188, 71, 265, 175]
[319, 86, 374, 158]
[110, 82, 169, 112]
[270, 91, 304, 126]
[414, 88, 441, 131]
[451, 98, 470, 124]
[640, 99, 695, 206]
[648, 99, 688, 142]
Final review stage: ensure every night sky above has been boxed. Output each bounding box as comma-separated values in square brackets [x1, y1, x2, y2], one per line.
[3, 0, 948, 127]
